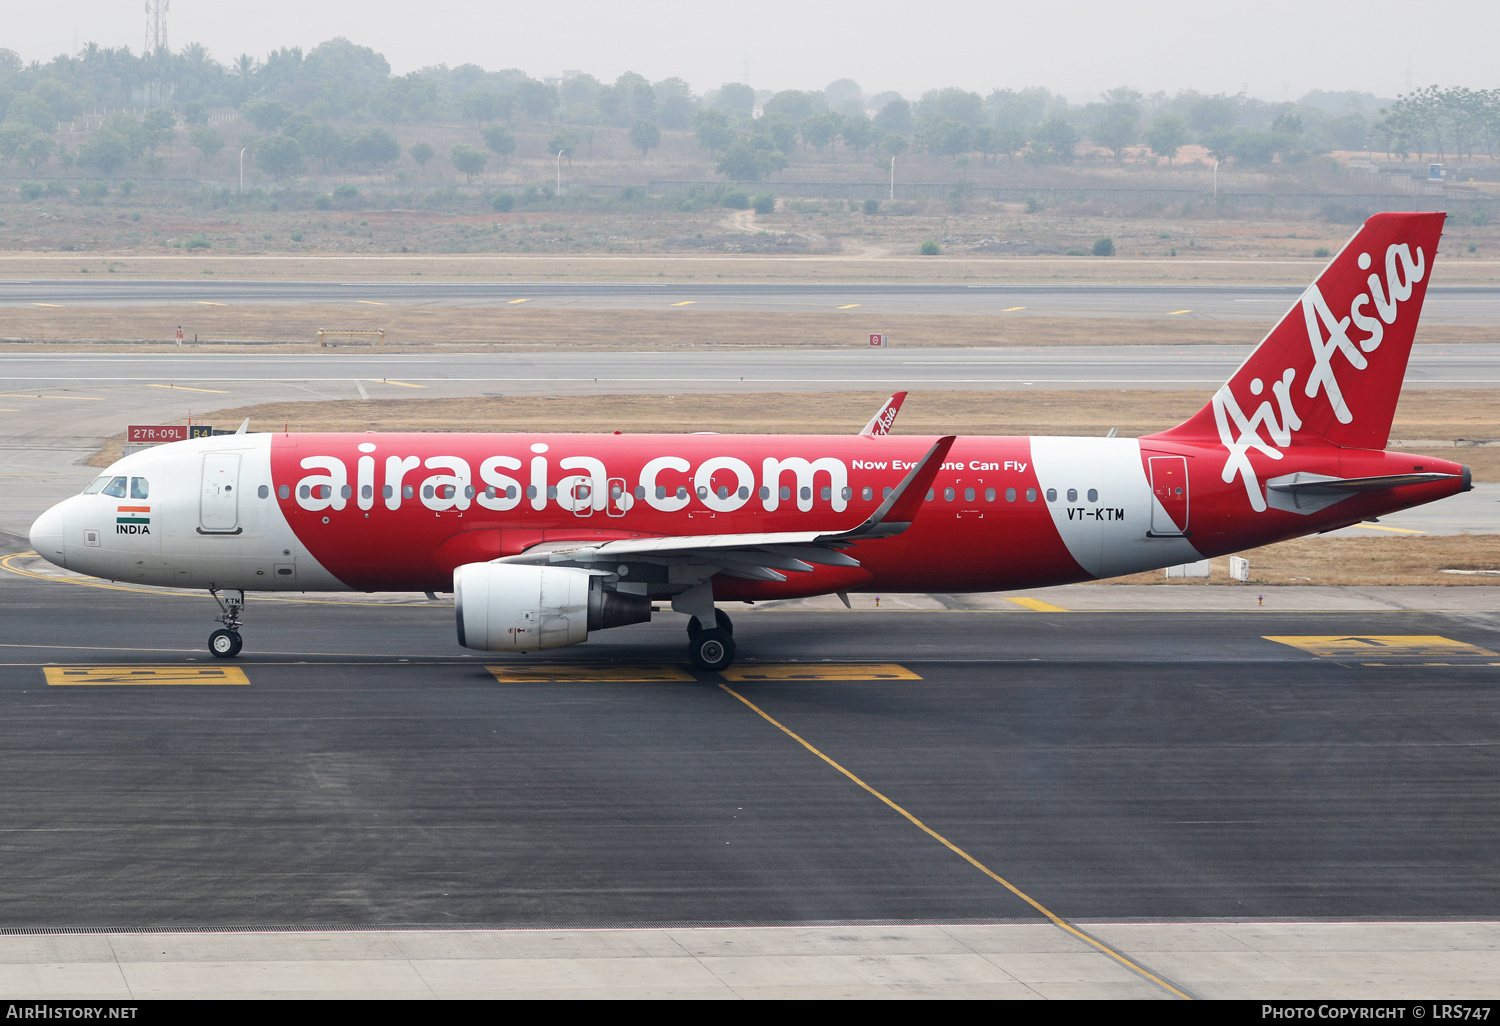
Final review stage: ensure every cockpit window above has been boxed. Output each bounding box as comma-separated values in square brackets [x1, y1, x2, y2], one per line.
[82, 476, 109, 495]
[130, 477, 149, 500]
[100, 476, 127, 498]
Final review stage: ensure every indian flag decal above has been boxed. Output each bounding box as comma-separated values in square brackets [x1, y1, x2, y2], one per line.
[117, 505, 150, 525]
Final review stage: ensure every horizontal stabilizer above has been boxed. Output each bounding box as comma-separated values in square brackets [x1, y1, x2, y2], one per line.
[1265, 470, 1463, 514]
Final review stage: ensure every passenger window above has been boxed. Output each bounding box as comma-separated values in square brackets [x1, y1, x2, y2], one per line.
[1026, 488, 1037, 502]
[278, 485, 290, 500]
[382, 485, 393, 499]
[525, 485, 536, 499]
[985, 488, 995, 502]
[485, 486, 496, 499]
[655, 485, 667, 500]
[298, 485, 310, 499]
[716, 486, 728, 499]
[697, 486, 709, 499]
[465, 485, 475, 498]
[1066, 488, 1077, 502]
[83, 475, 108, 495]
[820, 487, 830, 501]
[964, 488, 975, 502]
[1005, 488, 1016, 502]
[635, 486, 646, 500]
[507, 486, 517, 499]
[759, 486, 770, 500]
[943, 487, 955, 501]
[780, 486, 791, 501]
[676, 486, 687, 500]
[404, 484, 416, 499]
[258, 485, 269, 499]
[884, 487, 893, 499]
[1088, 488, 1098, 502]
[862, 486, 873, 501]
[547, 486, 558, 500]
[423, 485, 434, 499]
[926, 489, 934, 501]
[801, 486, 812, 501]
[362, 484, 373, 499]
[102, 476, 127, 498]
[130, 477, 149, 499]
[738, 486, 750, 500]
[341, 485, 353, 499]
[1046, 488, 1057, 502]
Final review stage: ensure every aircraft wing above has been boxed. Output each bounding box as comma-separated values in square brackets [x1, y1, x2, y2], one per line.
[499, 435, 955, 581]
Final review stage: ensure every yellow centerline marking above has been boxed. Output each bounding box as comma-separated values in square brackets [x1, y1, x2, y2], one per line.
[1006, 597, 1069, 612]
[1167, 309, 1193, 315]
[507, 298, 530, 304]
[377, 379, 425, 388]
[357, 300, 387, 306]
[0, 394, 104, 401]
[837, 303, 860, 309]
[195, 301, 226, 306]
[1354, 522, 1426, 534]
[31, 303, 62, 307]
[1001, 306, 1026, 312]
[718, 684, 1192, 1000]
[720, 663, 919, 681]
[45, 666, 249, 686]
[670, 301, 695, 307]
[146, 383, 228, 393]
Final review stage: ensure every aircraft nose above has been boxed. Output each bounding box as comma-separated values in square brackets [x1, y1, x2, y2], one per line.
[29, 503, 67, 568]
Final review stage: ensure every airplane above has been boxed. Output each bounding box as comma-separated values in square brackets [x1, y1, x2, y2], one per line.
[28, 211, 1469, 670]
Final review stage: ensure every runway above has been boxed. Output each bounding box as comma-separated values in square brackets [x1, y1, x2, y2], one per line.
[2, 278, 1498, 323]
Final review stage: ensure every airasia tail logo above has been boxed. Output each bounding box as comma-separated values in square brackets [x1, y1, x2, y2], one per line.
[1212, 242, 1426, 512]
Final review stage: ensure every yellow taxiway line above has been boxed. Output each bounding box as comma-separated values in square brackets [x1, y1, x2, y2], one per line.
[719, 683, 1192, 1000]
[1006, 597, 1069, 612]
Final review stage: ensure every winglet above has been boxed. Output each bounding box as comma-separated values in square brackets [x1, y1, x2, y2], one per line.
[859, 392, 907, 437]
[825, 435, 955, 541]
[235, 418, 250, 435]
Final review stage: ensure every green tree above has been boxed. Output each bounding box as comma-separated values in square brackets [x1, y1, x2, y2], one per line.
[142, 107, 176, 154]
[1144, 113, 1190, 163]
[920, 117, 972, 160]
[715, 138, 787, 181]
[449, 143, 488, 182]
[1093, 106, 1138, 161]
[516, 79, 559, 121]
[77, 128, 133, 175]
[409, 141, 435, 168]
[254, 134, 305, 180]
[692, 109, 735, 155]
[344, 126, 399, 169]
[300, 122, 344, 170]
[802, 112, 842, 156]
[15, 132, 53, 173]
[839, 114, 876, 155]
[713, 82, 756, 119]
[239, 99, 290, 131]
[629, 119, 661, 156]
[6, 93, 56, 133]
[188, 125, 224, 164]
[460, 88, 500, 124]
[1035, 116, 1078, 161]
[546, 128, 580, 162]
[481, 124, 516, 159]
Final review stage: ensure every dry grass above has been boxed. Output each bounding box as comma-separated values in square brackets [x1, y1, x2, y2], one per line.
[1106, 535, 1500, 587]
[3, 302, 1494, 351]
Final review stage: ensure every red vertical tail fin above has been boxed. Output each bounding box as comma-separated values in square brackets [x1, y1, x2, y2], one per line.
[1150, 212, 1445, 451]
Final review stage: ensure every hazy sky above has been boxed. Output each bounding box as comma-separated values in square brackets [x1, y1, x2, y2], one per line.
[6, 0, 1497, 101]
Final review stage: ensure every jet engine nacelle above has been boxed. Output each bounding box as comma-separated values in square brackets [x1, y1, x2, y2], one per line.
[453, 562, 651, 652]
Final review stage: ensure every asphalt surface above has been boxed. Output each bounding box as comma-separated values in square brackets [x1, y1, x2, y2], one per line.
[3, 556, 1499, 930]
[2, 279, 1498, 323]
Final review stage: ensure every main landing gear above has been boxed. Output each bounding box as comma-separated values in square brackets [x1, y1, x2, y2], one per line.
[687, 608, 735, 671]
[208, 588, 245, 659]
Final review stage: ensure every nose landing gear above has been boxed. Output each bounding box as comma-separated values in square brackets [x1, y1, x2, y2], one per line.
[208, 588, 245, 659]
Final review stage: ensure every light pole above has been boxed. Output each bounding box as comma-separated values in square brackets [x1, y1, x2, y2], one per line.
[1213, 160, 1220, 198]
[239, 147, 247, 194]
[889, 155, 896, 201]
[557, 150, 563, 199]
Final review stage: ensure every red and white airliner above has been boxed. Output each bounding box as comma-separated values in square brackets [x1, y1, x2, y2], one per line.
[28, 212, 1469, 669]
